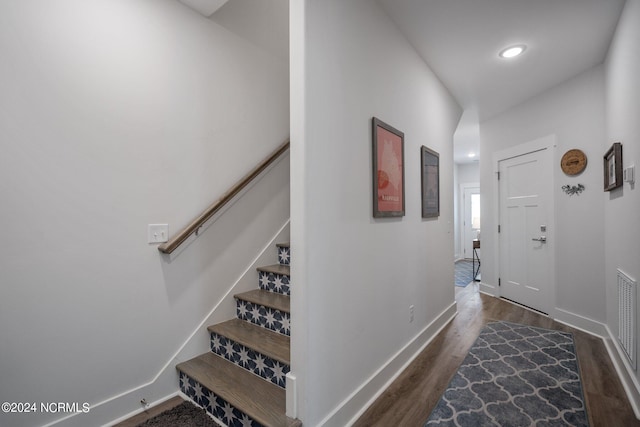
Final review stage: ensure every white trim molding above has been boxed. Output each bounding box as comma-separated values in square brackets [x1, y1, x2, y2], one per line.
[318, 302, 458, 427]
[553, 308, 607, 338]
[604, 325, 640, 419]
[479, 281, 497, 296]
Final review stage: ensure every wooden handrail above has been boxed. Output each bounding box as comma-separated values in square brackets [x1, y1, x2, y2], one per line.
[158, 140, 290, 254]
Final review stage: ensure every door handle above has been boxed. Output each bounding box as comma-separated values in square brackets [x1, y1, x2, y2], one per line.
[532, 236, 547, 243]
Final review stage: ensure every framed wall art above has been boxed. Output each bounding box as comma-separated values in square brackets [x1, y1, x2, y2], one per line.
[604, 142, 622, 191]
[372, 117, 405, 217]
[421, 146, 440, 218]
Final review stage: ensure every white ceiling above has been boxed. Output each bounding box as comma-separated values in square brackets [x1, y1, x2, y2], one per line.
[376, 0, 626, 163]
[181, 0, 627, 164]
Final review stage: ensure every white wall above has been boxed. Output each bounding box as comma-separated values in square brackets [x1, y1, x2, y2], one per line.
[211, 0, 289, 61]
[0, 1, 289, 426]
[605, 0, 640, 387]
[480, 65, 607, 329]
[457, 162, 480, 185]
[290, 0, 461, 425]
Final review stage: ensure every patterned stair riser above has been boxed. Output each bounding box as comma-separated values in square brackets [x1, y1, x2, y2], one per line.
[210, 332, 289, 388]
[179, 371, 264, 427]
[258, 271, 290, 296]
[278, 246, 290, 266]
[236, 299, 290, 336]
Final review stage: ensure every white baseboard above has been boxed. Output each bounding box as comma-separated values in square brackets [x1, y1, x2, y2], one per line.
[479, 281, 496, 296]
[603, 325, 640, 419]
[316, 301, 458, 427]
[553, 308, 607, 338]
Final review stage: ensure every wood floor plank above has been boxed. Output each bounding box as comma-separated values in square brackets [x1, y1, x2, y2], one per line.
[353, 284, 640, 427]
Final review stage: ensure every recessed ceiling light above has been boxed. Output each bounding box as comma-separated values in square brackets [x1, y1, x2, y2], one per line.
[468, 152, 476, 158]
[499, 45, 526, 59]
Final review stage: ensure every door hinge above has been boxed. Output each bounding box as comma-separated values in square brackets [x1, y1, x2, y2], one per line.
[497, 171, 500, 180]
[498, 278, 501, 287]
[498, 224, 501, 233]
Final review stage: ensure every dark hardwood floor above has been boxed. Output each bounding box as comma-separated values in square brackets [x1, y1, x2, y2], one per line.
[354, 283, 640, 427]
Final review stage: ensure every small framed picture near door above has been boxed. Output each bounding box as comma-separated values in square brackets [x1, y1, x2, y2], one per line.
[372, 117, 405, 217]
[421, 146, 440, 218]
[604, 142, 622, 191]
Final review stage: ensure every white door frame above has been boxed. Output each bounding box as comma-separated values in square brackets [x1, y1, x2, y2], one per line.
[460, 182, 480, 259]
[492, 135, 557, 314]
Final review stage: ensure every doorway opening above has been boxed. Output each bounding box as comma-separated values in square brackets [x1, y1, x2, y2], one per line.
[455, 184, 480, 288]
[464, 188, 481, 260]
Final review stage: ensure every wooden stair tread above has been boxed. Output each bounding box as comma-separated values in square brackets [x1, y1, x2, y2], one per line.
[258, 264, 290, 276]
[208, 319, 290, 365]
[235, 289, 290, 313]
[177, 353, 292, 427]
[276, 242, 290, 248]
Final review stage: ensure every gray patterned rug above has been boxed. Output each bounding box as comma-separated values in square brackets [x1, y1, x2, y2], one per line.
[425, 321, 589, 426]
[454, 260, 474, 287]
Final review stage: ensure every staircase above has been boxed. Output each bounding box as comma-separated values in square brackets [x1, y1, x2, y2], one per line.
[177, 243, 299, 427]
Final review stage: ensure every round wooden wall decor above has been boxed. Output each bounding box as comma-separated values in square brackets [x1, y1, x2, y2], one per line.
[560, 149, 587, 175]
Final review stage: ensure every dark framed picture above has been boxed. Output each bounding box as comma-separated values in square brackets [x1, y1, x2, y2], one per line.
[604, 142, 622, 191]
[372, 117, 405, 217]
[421, 146, 439, 218]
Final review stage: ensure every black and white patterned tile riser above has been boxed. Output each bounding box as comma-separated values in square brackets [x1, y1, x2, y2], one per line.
[180, 371, 264, 427]
[278, 245, 290, 266]
[236, 299, 291, 336]
[210, 332, 289, 388]
[258, 270, 290, 296]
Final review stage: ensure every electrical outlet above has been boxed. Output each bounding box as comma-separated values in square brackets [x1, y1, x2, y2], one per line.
[148, 224, 169, 243]
[409, 305, 415, 323]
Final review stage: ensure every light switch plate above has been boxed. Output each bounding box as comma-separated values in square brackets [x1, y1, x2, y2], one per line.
[624, 165, 635, 184]
[148, 224, 169, 243]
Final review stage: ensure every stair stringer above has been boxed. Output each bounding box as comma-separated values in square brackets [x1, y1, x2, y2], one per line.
[103, 220, 290, 427]
[171, 220, 290, 363]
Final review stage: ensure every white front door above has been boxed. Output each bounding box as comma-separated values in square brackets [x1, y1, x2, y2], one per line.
[499, 148, 553, 314]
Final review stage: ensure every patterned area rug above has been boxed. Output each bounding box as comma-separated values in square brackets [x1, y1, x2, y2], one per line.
[425, 321, 589, 426]
[136, 401, 218, 427]
[454, 260, 474, 287]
